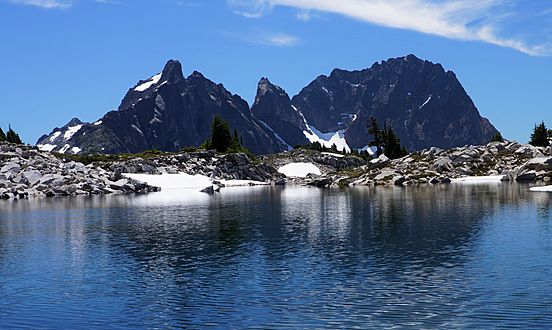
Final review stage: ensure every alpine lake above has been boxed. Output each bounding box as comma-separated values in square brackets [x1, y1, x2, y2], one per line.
[1, 183, 551, 328]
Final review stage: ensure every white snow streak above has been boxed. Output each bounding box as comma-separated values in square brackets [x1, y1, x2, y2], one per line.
[49, 131, 61, 142]
[134, 73, 162, 92]
[64, 125, 83, 140]
[321, 152, 345, 158]
[59, 144, 71, 154]
[419, 95, 432, 109]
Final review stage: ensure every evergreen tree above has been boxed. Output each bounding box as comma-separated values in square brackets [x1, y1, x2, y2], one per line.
[367, 116, 383, 156]
[206, 116, 232, 152]
[203, 116, 251, 154]
[490, 132, 504, 143]
[530, 122, 549, 147]
[0, 127, 5, 142]
[382, 123, 407, 159]
[231, 128, 240, 150]
[6, 126, 22, 144]
[367, 117, 407, 159]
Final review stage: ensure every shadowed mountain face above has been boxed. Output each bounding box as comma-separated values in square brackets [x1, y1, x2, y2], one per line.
[251, 78, 309, 149]
[290, 54, 499, 151]
[37, 60, 287, 155]
[38, 55, 499, 155]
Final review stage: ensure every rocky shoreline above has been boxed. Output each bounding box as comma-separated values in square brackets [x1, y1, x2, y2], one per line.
[0, 140, 551, 200]
[0, 143, 159, 200]
[342, 141, 552, 186]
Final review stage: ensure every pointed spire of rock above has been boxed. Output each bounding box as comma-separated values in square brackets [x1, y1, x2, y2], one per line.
[160, 59, 184, 83]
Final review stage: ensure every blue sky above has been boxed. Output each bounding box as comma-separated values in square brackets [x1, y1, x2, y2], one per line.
[1, 0, 551, 144]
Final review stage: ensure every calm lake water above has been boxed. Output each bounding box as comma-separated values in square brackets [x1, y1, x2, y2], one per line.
[1, 184, 552, 329]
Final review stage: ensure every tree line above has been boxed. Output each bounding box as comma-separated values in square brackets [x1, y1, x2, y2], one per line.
[0, 126, 22, 144]
[194, 116, 552, 158]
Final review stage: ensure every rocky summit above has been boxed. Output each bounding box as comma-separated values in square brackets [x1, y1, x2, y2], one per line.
[289, 54, 498, 151]
[38, 55, 499, 156]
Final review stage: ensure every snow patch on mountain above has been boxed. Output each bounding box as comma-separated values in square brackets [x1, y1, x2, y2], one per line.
[419, 95, 432, 109]
[64, 125, 83, 140]
[59, 144, 71, 154]
[357, 145, 378, 156]
[134, 73, 162, 92]
[303, 125, 350, 152]
[297, 110, 351, 152]
[49, 131, 61, 142]
[37, 144, 57, 152]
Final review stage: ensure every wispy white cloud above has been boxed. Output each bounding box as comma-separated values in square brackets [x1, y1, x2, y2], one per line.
[227, 0, 551, 56]
[294, 10, 325, 22]
[9, 0, 76, 9]
[225, 30, 300, 47]
[264, 33, 299, 47]
[227, 0, 271, 18]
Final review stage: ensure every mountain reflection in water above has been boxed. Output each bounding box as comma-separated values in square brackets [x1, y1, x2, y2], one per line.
[0, 184, 551, 328]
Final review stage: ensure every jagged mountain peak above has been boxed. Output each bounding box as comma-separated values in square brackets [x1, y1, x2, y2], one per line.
[255, 77, 287, 100]
[66, 118, 84, 127]
[252, 77, 307, 149]
[39, 59, 288, 155]
[38, 55, 500, 155]
[189, 70, 205, 79]
[292, 54, 499, 151]
[160, 59, 185, 83]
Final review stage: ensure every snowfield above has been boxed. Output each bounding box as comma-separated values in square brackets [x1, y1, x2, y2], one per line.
[123, 173, 268, 192]
[278, 162, 321, 178]
[451, 175, 509, 184]
[64, 125, 83, 140]
[303, 126, 350, 152]
[134, 73, 162, 92]
[321, 152, 344, 158]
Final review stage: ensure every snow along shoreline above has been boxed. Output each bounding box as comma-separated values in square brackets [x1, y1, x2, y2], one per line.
[123, 173, 269, 192]
[451, 175, 510, 184]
